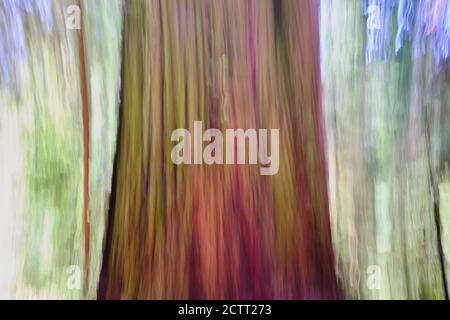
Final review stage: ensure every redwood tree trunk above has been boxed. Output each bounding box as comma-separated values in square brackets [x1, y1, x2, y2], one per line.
[98, 0, 339, 299]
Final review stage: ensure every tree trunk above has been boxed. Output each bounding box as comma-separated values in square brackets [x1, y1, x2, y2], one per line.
[99, 0, 339, 299]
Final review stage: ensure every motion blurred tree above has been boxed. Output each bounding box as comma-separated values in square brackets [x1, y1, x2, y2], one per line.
[98, 0, 339, 299]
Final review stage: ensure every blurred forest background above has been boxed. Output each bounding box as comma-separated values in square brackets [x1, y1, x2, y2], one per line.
[1, 0, 450, 299]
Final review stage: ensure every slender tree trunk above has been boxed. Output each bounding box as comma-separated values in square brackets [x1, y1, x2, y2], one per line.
[76, 0, 90, 292]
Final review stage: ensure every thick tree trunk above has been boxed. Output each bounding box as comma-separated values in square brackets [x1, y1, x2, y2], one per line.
[99, 0, 339, 299]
